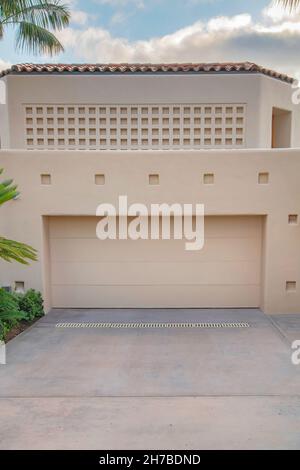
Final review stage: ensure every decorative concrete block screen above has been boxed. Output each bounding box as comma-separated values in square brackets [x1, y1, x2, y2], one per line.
[24, 104, 246, 150]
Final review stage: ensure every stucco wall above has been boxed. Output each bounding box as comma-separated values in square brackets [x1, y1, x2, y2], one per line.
[0, 148, 299, 314]
[259, 75, 300, 148]
[1, 73, 299, 149]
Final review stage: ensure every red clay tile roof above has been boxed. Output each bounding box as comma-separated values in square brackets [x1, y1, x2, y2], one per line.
[0, 62, 294, 83]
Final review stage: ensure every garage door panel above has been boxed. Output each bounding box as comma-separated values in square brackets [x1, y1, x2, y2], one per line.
[52, 285, 260, 308]
[50, 215, 262, 239]
[204, 216, 262, 238]
[49, 216, 98, 238]
[51, 261, 260, 285]
[50, 237, 260, 263]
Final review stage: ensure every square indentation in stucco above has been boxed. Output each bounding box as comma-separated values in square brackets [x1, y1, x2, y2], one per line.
[288, 214, 298, 225]
[149, 174, 159, 185]
[203, 173, 215, 185]
[258, 172, 269, 184]
[286, 281, 297, 292]
[95, 174, 105, 185]
[41, 174, 51, 185]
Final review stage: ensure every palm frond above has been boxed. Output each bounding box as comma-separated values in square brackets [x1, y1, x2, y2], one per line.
[0, 0, 70, 55]
[0, 169, 37, 265]
[0, 185, 19, 205]
[16, 20, 64, 55]
[2, 1, 70, 30]
[276, 0, 300, 11]
[0, 237, 38, 264]
[0, 173, 19, 205]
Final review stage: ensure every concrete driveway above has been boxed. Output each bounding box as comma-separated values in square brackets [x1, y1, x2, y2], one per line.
[1, 308, 300, 449]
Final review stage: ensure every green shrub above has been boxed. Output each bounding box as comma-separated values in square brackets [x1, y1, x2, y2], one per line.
[0, 288, 44, 340]
[16, 289, 44, 322]
[0, 288, 26, 340]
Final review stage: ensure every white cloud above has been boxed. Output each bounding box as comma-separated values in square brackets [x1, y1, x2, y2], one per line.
[95, 0, 144, 8]
[207, 14, 252, 32]
[263, 1, 300, 23]
[56, 3, 300, 78]
[64, 0, 92, 25]
[110, 11, 132, 25]
[0, 59, 11, 71]
[71, 9, 90, 25]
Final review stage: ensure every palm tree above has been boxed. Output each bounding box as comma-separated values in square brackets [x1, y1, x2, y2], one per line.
[0, 2, 70, 262]
[0, 169, 37, 264]
[0, 0, 70, 55]
[277, 0, 300, 10]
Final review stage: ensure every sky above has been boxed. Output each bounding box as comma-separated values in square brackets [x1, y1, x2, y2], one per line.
[1, 0, 300, 78]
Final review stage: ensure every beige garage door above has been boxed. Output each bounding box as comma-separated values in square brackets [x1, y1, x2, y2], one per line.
[49, 216, 263, 308]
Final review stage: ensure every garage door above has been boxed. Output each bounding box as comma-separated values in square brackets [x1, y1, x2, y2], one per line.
[49, 215, 263, 308]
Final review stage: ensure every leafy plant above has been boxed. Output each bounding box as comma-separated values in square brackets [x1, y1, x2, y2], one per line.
[0, 0, 70, 56]
[16, 289, 44, 321]
[0, 168, 37, 264]
[0, 288, 44, 340]
[0, 288, 26, 340]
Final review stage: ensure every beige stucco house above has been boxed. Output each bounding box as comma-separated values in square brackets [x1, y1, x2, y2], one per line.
[0, 62, 299, 314]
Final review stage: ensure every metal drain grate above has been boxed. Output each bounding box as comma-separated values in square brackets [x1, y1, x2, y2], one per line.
[56, 322, 250, 329]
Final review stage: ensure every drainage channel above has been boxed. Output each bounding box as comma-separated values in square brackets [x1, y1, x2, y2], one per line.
[56, 322, 250, 329]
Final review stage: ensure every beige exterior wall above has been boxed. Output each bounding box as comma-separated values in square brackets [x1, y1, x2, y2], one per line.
[1, 72, 299, 149]
[0, 148, 299, 314]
